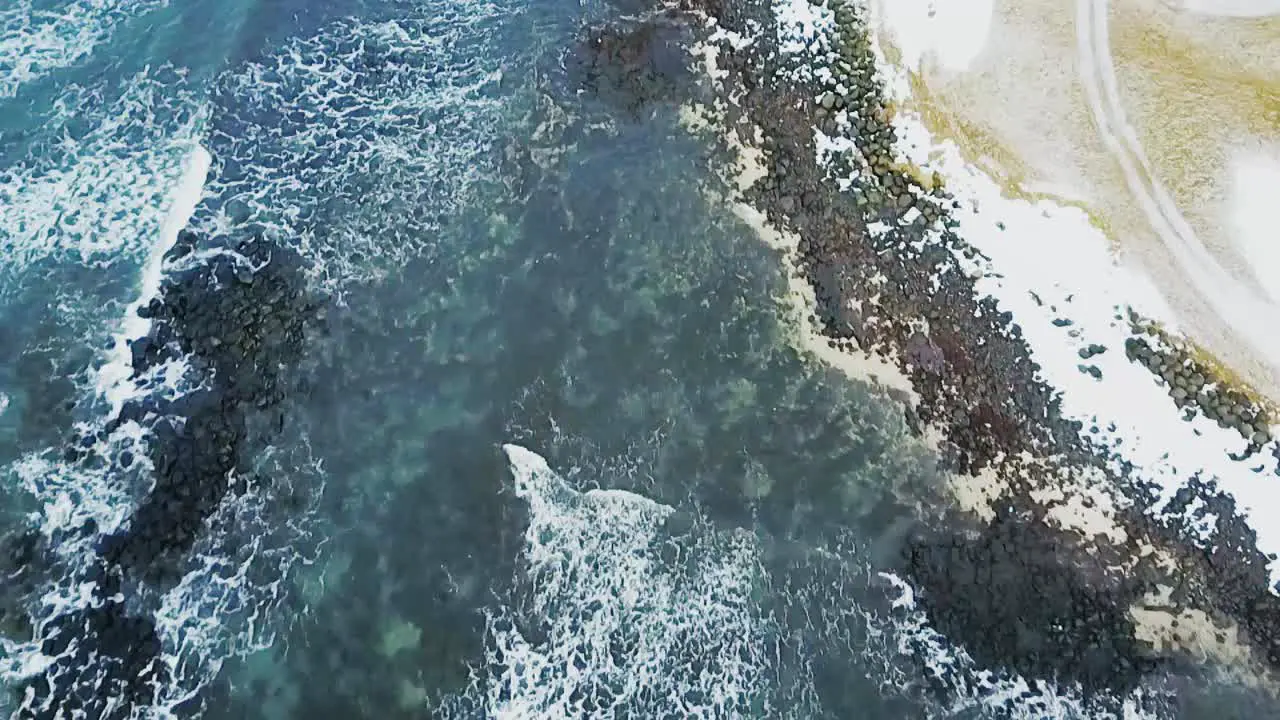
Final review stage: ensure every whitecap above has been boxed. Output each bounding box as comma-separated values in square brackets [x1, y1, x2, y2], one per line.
[458, 447, 1174, 718]
[0, 72, 205, 284]
[0, 0, 169, 99]
[95, 143, 211, 417]
[444, 444, 781, 718]
[198, 9, 511, 290]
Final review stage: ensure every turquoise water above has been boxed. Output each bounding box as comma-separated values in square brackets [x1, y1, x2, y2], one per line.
[0, 0, 1274, 718]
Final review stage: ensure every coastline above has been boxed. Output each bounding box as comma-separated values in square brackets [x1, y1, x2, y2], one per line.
[2, 0, 1278, 713]
[675, 0, 1280, 707]
[867, 0, 1280, 409]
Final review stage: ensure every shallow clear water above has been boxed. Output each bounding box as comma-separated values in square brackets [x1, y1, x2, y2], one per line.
[0, 0, 1276, 718]
[0, 0, 934, 715]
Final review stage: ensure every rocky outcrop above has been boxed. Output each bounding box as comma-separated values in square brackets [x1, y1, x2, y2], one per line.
[5, 229, 323, 719]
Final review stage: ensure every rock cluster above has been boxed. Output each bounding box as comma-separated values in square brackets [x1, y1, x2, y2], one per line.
[1144, 476, 1280, 667]
[728, 0, 1065, 478]
[1125, 331, 1274, 452]
[809, 4, 952, 229]
[904, 508, 1163, 694]
[98, 230, 320, 581]
[6, 230, 322, 719]
[18, 589, 171, 720]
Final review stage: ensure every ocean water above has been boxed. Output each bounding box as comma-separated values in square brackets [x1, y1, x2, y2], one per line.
[0, 0, 1277, 719]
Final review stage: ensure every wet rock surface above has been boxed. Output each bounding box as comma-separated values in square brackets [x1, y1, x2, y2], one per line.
[904, 509, 1163, 694]
[4, 230, 323, 719]
[1135, 476, 1280, 669]
[19, 597, 171, 720]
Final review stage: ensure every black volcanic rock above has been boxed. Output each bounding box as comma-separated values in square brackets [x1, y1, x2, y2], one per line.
[9, 229, 323, 718]
[902, 511, 1161, 694]
[20, 599, 169, 720]
[99, 231, 320, 582]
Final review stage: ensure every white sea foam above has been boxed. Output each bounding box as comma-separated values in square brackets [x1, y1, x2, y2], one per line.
[146, 451, 324, 718]
[10, 435, 137, 544]
[4, 142, 210, 554]
[0, 2, 516, 714]
[1, 191, 309, 720]
[455, 447, 1167, 717]
[0, 63, 278, 720]
[199, 10, 510, 290]
[0, 73, 205, 280]
[452, 444, 778, 717]
[0, 144, 324, 718]
[0, 0, 168, 98]
[768, 0, 1280, 583]
[95, 144, 211, 417]
[16, 432, 326, 720]
[5, 1, 515, 710]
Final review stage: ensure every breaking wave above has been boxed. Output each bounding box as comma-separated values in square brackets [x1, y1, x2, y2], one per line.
[0, 145, 321, 719]
[438, 446, 1189, 719]
[1, 0, 524, 712]
[442, 444, 785, 718]
[0, 70, 204, 290]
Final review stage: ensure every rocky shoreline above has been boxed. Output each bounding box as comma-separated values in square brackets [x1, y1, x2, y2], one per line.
[627, 0, 1280, 709]
[0, 0, 1270, 714]
[1, 230, 324, 719]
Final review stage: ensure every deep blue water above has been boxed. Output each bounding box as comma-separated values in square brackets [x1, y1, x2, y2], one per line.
[0, 1, 1274, 719]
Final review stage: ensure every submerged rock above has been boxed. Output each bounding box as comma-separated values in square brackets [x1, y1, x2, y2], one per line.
[569, 15, 698, 117]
